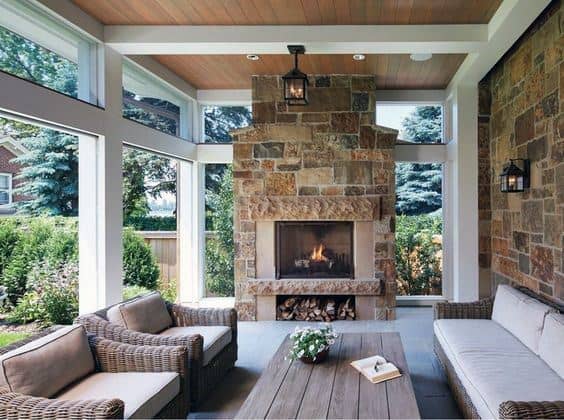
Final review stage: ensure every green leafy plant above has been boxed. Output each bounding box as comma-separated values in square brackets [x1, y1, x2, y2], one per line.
[123, 228, 160, 290]
[123, 285, 151, 301]
[205, 166, 234, 297]
[288, 326, 339, 361]
[8, 261, 78, 326]
[395, 214, 442, 296]
[158, 278, 177, 303]
[124, 215, 176, 231]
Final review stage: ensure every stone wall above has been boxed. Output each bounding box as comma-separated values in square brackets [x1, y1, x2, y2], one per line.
[482, 0, 563, 304]
[232, 75, 397, 320]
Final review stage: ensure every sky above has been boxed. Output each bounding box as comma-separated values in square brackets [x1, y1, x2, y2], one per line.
[376, 104, 418, 140]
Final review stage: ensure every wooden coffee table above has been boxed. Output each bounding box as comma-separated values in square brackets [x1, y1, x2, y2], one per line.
[236, 332, 420, 419]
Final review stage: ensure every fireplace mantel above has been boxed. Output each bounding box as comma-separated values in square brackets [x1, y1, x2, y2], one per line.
[245, 278, 384, 296]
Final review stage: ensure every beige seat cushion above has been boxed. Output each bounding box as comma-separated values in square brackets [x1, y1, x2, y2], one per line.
[435, 319, 564, 419]
[539, 312, 564, 379]
[56, 372, 179, 419]
[159, 326, 232, 366]
[491, 285, 555, 354]
[107, 292, 173, 334]
[0, 325, 94, 398]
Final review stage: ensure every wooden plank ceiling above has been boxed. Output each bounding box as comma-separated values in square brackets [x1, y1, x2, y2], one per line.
[154, 54, 466, 89]
[72, 0, 502, 25]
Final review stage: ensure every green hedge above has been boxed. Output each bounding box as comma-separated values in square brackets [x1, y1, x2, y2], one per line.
[124, 215, 176, 231]
[0, 217, 161, 325]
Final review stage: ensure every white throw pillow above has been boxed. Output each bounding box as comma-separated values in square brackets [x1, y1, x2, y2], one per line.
[492, 285, 554, 354]
[539, 312, 564, 379]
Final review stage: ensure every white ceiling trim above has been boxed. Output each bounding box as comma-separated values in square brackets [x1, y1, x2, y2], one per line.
[447, 0, 551, 93]
[103, 24, 487, 55]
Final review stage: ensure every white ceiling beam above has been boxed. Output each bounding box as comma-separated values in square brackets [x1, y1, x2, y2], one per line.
[447, 0, 550, 93]
[104, 24, 487, 55]
[197, 90, 251, 106]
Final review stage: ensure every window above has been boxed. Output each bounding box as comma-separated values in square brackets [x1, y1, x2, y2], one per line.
[395, 162, 443, 296]
[0, 173, 11, 205]
[204, 106, 252, 143]
[376, 104, 443, 143]
[123, 62, 186, 138]
[122, 146, 178, 302]
[0, 0, 96, 103]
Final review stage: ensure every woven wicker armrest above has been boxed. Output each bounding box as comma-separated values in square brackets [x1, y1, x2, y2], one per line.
[89, 336, 188, 375]
[434, 297, 493, 320]
[76, 314, 204, 346]
[499, 400, 564, 419]
[0, 388, 124, 419]
[168, 305, 238, 330]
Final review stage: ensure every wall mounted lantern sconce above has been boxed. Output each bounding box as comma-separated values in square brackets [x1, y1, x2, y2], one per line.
[283, 45, 308, 105]
[499, 159, 530, 193]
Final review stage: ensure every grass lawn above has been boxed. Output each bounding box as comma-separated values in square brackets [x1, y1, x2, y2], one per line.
[0, 331, 30, 348]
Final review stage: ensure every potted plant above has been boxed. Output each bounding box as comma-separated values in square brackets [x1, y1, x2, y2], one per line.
[288, 325, 338, 364]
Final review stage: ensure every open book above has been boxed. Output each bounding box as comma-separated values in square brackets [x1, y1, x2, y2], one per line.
[350, 355, 402, 384]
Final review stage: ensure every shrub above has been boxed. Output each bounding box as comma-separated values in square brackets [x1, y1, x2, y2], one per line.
[158, 278, 177, 303]
[8, 261, 78, 325]
[123, 284, 151, 300]
[395, 214, 442, 296]
[205, 167, 234, 297]
[124, 215, 176, 231]
[123, 228, 160, 290]
[1, 218, 77, 303]
[0, 219, 20, 279]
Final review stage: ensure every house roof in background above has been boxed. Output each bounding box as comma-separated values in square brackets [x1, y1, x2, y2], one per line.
[0, 136, 28, 156]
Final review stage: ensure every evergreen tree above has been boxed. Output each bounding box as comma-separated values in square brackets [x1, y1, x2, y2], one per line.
[12, 130, 78, 216]
[396, 106, 443, 215]
[204, 106, 251, 143]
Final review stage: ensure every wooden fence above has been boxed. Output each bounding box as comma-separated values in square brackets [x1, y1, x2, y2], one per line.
[137, 231, 177, 285]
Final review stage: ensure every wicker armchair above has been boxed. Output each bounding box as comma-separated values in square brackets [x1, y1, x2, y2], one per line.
[434, 294, 564, 419]
[0, 334, 189, 419]
[76, 300, 238, 407]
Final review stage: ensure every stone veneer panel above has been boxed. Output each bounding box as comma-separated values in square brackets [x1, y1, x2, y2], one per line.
[232, 75, 397, 321]
[482, 0, 563, 305]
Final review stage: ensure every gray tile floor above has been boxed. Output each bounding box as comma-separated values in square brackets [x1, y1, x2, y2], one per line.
[190, 307, 461, 419]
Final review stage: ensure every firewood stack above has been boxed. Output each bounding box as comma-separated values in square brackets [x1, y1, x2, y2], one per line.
[277, 296, 355, 321]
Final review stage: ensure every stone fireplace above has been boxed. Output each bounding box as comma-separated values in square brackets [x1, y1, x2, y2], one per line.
[232, 75, 397, 321]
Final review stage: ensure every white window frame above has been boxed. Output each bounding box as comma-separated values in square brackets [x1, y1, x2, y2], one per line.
[376, 95, 450, 304]
[0, 172, 13, 206]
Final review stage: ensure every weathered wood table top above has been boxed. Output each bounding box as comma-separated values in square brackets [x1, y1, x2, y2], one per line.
[236, 332, 420, 419]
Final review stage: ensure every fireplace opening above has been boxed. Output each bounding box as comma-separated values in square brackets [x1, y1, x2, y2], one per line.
[277, 295, 355, 321]
[275, 221, 354, 279]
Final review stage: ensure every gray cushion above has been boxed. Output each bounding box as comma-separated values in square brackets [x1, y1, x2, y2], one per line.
[539, 312, 564, 379]
[56, 371, 179, 419]
[0, 325, 95, 398]
[107, 292, 173, 334]
[491, 285, 555, 354]
[435, 319, 564, 419]
[159, 326, 232, 366]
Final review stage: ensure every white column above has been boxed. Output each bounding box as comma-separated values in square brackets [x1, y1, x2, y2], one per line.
[177, 160, 199, 303]
[78, 46, 124, 313]
[78, 132, 123, 313]
[447, 84, 479, 302]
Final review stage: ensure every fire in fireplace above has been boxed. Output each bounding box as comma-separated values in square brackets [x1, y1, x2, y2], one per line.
[275, 221, 354, 279]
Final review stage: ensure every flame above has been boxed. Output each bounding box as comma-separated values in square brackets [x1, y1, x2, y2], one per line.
[310, 243, 328, 262]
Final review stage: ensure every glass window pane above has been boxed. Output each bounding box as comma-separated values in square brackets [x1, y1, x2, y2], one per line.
[0, 175, 9, 189]
[0, 25, 78, 98]
[377, 104, 443, 143]
[204, 106, 252, 143]
[122, 147, 178, 302]
[0, 191, 9, 204]
[123, 89, 180, 137]
[395, 162, 443, 296]
[204, 164, 234, 297]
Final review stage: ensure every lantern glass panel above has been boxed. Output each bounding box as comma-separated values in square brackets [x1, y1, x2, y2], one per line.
[284, 77, 307, 104]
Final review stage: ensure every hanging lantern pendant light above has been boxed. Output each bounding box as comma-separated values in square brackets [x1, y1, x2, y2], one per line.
[283, 45, 308, 105]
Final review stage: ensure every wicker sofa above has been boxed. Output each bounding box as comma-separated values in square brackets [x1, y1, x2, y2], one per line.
[0, 324, 189, 419]
[76, 291, 238, 407]
[434, 285, 564, 419]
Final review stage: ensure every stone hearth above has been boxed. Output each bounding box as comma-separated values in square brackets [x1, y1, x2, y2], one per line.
[232, 75, 397, 321]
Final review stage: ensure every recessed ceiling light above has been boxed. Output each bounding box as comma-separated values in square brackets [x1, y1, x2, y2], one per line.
[353, 54, 366, 61]
[410, 53, 432, 62]
[246, 54, 260, 61]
